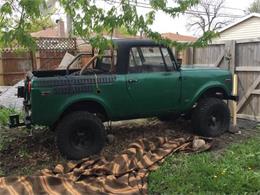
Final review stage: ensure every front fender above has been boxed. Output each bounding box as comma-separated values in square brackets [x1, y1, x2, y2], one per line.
[188, 81, 230, 108]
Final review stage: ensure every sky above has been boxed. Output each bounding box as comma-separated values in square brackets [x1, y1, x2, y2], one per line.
[52, 0, 255, 37]
[147, 0, 255, 36]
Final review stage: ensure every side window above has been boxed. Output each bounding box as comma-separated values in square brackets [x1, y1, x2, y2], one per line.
[128, 47, 166, 73]
[129, 48, 143, 73]
[161, 47, 173, 67]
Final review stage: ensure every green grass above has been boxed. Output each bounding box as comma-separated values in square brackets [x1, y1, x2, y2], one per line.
[0, 107, 18, 126]
[0, 134, 15, 152]
[0, 108, 21, 153]
[149, 138, 260, 194]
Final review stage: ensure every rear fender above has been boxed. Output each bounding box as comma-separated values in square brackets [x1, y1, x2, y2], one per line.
[59, 94, 112, 120]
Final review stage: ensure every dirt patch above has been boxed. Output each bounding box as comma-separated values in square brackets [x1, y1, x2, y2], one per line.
[0, 118, 259, 177]
[212, 119, 260, 151]
[0, 127, 65, 177]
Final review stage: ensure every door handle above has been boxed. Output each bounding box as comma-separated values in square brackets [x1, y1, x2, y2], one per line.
[128, 79, 138, 83]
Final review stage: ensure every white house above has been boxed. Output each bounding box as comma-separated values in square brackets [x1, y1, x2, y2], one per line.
[213, 13, 260, 43]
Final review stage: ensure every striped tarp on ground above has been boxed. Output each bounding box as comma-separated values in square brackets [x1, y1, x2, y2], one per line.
[0, 136, 211, 195]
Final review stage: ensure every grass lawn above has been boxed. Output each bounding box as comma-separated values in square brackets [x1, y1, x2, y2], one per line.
[149, 137, 260, 194]
[0, 107, 18, 126]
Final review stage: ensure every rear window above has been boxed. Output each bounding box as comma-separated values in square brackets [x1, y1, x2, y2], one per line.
[96, 49, 117, 72]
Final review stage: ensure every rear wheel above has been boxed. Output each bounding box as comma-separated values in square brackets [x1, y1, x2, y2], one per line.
[191, 98, 230, 137]
[56, 111, 106, 160]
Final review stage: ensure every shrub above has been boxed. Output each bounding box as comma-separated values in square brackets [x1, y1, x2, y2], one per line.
[0, 107, 18, 126]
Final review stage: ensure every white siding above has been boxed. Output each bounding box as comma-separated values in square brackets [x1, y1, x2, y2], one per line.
[213, 17, 260, 42]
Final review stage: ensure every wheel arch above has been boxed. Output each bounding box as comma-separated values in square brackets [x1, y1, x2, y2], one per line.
[191, 84, 230, 106]
[198, 86, 230, 99]
[51, 98, 110, 131]
[61, 100, 109, 120]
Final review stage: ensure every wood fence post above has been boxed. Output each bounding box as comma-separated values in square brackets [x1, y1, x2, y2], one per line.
[189, 47, 194, 64]
[228, 40, 236, 73]
[232, 74, 238, 126]
[225, 41, 237, 119]
[35, 51, 41, 70]
[31, 51, 37, 71]
[0, 52, 4, 85]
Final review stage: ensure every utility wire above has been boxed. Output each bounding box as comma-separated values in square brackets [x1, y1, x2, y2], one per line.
[113, 0, 247, 12]
[100, 0, 245, 18]
[53, 0, 246, 19]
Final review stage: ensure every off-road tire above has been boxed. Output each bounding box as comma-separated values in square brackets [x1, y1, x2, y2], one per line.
[56, 111, 106, 160]
[191, 98, 230, 137]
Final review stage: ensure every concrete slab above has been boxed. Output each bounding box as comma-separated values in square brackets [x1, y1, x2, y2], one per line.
[0, 81, 24, 111]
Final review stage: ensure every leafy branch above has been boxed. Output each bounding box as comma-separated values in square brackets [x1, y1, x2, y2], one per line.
[0, 0, 218, 50]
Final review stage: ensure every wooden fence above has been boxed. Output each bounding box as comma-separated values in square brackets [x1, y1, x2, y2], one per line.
[186, 39, 260, 121]
[0, 37, 77, 85]
[0, 51, 33, 85]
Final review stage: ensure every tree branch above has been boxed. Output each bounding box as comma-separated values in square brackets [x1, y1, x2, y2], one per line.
[186, 0, 230, 34]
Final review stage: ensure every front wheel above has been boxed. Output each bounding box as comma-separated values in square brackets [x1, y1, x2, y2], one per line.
[56, 111, 106, 160]
[191, 98, 230, 137]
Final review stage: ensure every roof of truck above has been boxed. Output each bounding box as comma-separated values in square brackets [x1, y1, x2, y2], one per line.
[112, 39, 160, 48]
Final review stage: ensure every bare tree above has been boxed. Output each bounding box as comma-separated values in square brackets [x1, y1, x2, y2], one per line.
[186, 0, 232, 34]
[248, 0, 260, 13]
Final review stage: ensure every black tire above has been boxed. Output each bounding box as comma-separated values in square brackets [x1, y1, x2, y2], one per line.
[191, 98, 230, 137]
[56, 111, 106, 160]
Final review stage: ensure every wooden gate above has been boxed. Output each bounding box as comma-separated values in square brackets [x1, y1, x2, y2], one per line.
[187, 39, 260, 121]
[235, 40, 260, 121]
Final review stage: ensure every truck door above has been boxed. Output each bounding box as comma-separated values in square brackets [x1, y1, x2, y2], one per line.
[126, 46, 181, 115]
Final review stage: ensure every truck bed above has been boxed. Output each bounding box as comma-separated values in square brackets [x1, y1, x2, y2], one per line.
[32, 69, 80, 78]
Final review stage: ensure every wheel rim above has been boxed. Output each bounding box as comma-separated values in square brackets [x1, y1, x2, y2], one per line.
[207, 109, 224, 131]
[70, 125, 95, 150]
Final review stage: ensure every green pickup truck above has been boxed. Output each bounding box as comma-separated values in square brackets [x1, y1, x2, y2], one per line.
[11, 39, 237, 159]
